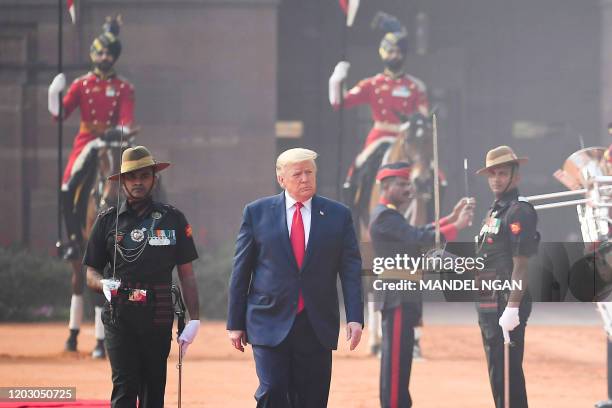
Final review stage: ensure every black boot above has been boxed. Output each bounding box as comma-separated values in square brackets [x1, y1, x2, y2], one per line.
[65, 329, 79, 352]
[91, 339, 106, 359]
[60, 190, 82, 261]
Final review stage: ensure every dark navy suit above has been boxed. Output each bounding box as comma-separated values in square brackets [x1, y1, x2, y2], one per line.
[227, 192, 364, 407]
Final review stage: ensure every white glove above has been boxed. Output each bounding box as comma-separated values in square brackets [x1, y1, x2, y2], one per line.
[48, 73, 66, 116]
[498, 306, 520, 339]
[328, 61, 351, 106]
[100, 278, 121, 302]
[332, 61, 351, 80]
[178, 320, 200, 358]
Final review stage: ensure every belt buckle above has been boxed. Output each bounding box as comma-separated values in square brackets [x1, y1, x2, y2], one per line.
[128, 289, 147, 303]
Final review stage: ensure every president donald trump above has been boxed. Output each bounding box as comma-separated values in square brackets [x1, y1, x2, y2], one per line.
[227, 148, 364, 407]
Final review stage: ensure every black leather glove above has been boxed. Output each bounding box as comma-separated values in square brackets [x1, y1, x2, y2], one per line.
[102, 128, 123, 142]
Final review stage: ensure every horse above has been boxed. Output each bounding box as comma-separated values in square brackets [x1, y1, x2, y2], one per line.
[351, 112, 445, 241]
[380, 112, 443, 224]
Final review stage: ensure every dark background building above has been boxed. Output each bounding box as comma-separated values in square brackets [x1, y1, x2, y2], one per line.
[0, 0, 605, 252]
[277, 0, 602, 241]
[1, 0, 278, 251]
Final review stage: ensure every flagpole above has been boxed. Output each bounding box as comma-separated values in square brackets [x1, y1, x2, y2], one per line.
[56, 0, 64, 251]
[335, 0, 359, 201]
[336, 17, 347, 200]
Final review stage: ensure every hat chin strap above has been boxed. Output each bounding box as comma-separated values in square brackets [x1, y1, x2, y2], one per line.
[499, 164, 517, 197]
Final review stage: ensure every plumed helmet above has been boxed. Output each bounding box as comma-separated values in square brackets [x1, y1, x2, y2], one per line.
[371, 12, 408, 59]
[90, 15, 122, 61]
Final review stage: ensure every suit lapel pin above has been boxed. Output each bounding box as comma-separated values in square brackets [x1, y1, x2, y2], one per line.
[320, 210, 324, 216]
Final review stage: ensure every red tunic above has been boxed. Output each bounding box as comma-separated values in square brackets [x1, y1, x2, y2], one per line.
[59, 71, 134, 187]
[335, 72, 428, 147]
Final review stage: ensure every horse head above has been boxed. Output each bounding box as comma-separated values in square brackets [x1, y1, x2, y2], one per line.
[83, 137, 134, 240]
[395, 112, 434, 164]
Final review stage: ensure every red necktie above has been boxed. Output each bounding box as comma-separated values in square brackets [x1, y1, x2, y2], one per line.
[290, 202, 305, 313]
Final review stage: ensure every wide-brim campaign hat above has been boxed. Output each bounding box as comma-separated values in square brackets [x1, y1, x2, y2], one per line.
[475, 145, 528, 175]
[108, 146, 170, 181]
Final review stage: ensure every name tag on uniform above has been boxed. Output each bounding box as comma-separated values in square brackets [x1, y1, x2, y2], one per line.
[148, 229, 176, 246]
[106, 86, 116, 97]
[391, 85, 411, 98]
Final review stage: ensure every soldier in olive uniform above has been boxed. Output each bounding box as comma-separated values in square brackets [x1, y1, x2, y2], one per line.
[475, 146, 540, 408]
[84, 146, 201, 408]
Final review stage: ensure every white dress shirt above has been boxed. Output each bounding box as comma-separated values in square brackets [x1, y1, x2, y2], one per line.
[285, 191, 312, 247]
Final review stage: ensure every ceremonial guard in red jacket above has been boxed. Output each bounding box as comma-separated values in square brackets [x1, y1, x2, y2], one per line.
[48, 16, 135, 358]
[329, 12, 429, 197]
[329, 12, 431, 357]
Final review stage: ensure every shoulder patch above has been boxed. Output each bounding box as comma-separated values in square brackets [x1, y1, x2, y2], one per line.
[509, 222, 522, 235]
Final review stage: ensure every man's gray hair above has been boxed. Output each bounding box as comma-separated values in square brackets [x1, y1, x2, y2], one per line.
[276, 148, 318, 175]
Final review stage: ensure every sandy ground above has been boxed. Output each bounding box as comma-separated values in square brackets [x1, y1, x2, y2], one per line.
[0, 318, 608, 407]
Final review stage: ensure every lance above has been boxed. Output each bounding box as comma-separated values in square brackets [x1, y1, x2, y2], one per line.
[432, 113, 441, 249]
[464, 158, 473, 226]
[336, 0, 360, 199]
[463, 158, 470, 197]
[55, 0, 64, 254]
